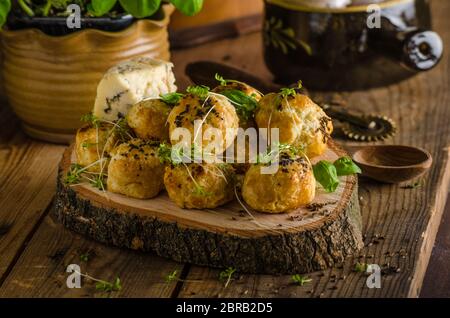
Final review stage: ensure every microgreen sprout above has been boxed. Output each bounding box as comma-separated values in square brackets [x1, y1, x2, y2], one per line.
[80, 113, 101, 127]
[219, 267, 236, 288]
[186, 85, 210, 100]
[160, 92, 184, 106]
[291, 274, 312, 286]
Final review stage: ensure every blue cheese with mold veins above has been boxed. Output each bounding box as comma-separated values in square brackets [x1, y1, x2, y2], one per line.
[93, 57, 177, 121]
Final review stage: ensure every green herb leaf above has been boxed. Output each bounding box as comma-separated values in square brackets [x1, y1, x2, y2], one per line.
[91, 0, 117, 16]
[291, 274, 312, 286]
[218, 89, 258, 120]
[80, 113, 100, 127]
[157, 142, 173, 164]
[215, 73, 227, 86]
[160, 92, 184, 105]
[95, 277, 121, 292]
[219, 267, 236, 288]
[0, 0, 11, 28]
[186, 85, 210, 100]
[313, 160, 339, 192]
[354, 262, 368, 273]
[279, 81, 303, 99]
[169, 0, 203, 16]
[119, 0, 161, 18]
[90, 175, 106, 190]
[80, 253, 89, 262]
[333, 157, 361, 176]
[64, 164, 84, 185]
[165, 270, 178, 283]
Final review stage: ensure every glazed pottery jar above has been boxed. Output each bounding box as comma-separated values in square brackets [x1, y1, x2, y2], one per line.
[1, 5, 173, 143]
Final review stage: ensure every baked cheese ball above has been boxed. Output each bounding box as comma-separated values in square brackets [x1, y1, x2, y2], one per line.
[242, 152, 315, 213]
[164, 163, 235, 209]
[213, 81, 262, 129]
[75, 122, 121, 173]
[255, 93, 333, 158]
[107, 139, 164, 199]
[127, 98, 171, 142]
[167, 93, 239, 155]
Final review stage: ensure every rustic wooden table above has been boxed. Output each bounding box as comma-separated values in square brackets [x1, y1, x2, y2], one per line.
[0, 0, 449, 298]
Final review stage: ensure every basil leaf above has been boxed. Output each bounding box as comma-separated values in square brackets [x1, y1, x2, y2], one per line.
[91, 0, 117, 17]
[160, 92, 184, 105]
[333, 157, 362, 176]
[313, 160, 339, 193]
[119, 0, 161, 18]
[0, 0, 11, 28]
[169, 0, 203, 16]
[219, 89, 258, 120]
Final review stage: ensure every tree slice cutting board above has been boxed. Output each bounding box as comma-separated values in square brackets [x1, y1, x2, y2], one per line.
[54, 141, 363, 274]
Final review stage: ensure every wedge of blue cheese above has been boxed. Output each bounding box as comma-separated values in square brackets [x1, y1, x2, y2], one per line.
[93, 57, 177, 121]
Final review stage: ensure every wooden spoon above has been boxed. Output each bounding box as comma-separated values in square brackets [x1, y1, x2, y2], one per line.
[351, 145, 432, 184]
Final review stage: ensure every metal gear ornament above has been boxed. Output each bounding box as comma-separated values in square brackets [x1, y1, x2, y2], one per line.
[341, 114, 397, 141]
[321, 103, 397, 142]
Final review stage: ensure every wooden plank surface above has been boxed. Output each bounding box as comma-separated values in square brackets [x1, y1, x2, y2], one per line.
[421, 197, 450, 297]
[0, 0, 449, 298]
[171, 0, 450, 298]
[0, 102, 65, 283]
[0, 212, 183, 297]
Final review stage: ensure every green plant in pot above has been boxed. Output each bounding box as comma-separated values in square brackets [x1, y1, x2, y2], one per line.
[0, 0, 203, 143]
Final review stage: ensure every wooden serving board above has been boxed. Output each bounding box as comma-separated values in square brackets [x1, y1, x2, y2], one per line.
[54, 141, 363, 274]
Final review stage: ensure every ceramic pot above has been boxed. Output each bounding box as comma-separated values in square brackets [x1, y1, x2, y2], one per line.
[263, 0, 443, 90]
[1, 5, 174, 143]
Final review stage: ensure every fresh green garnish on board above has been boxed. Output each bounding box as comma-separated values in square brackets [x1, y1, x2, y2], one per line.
[214, 73, 243, 87]
[279, 80, 303, 99]
[160, 92, 184, 106]
[333, 156, 362, 176]
[219, 267, 236, 288]
[90, 175, 106, 191]
[165, 270, 179, 283]
[291, 274, 312, 286]
[354, 262, 368, 273]
[313, 160, 340, 193]
[95, 277, 122, 292]
[218, 89, 258, 120]
[64, 164, 85, 185]
[313, 157, 361, 193]
[186, 85, 210, 100]
[80, 112, 101, 127]
[215, 73, 228, 86]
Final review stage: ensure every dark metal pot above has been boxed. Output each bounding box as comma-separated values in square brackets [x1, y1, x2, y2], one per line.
[263, 0, 443, 90]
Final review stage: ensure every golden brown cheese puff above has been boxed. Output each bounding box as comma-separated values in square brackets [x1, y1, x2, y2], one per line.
[213, 82, 262, 129]
[127, 99, 170, 142]
[164, 163, 235, 209]
[107, 139, 164, 199]
[167, 94, 239, 155]
[242, 154, 315, 213]
[75, 123, 120, 173]
[226, 137, 257, 175]
[255, 93, 333, 158]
